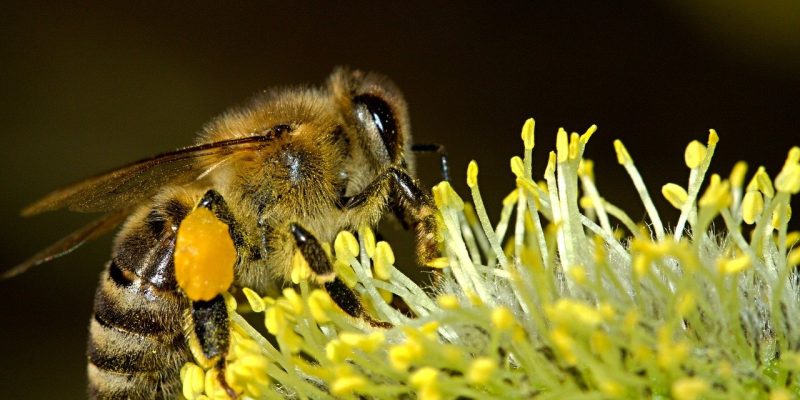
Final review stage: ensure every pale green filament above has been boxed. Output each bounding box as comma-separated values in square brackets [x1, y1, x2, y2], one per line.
[181, 122, 799, 400]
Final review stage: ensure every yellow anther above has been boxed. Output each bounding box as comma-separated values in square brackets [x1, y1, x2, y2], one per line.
[437, 294, 460, 309]
[545, 151, 557, 175]
[579, 196, 594, 210]
[290, 250, 311, 284]
[775, 163, 800, 194]
[282, 330, 303, 354]
[373, 241, 395, 280]
[338, 332, 362, 346]
[547, 299, 603, 327]
[599, 302, 615, 319]
[180, 363, 205, 400]
[222, 291, 237, 311]
[237, 354, 269, 370]
[730, 161, 748, 189]
[676, 292, 696, 317]
[707, 129, 719, 145]
[599, 380, 624, 397]
[742, 191, 764, 225]
[467, 160, 479, 188]
[361, 226, 376, 258]
[786, 147, 800, 166]
[788, 247, 800, 268]
[773, 204, 791, 227]
[568, 265, 587, 285]
[491, 306, 515, 330]
[613, 140, 632, 165]
[361, 332, 386, 352]
[282, 288, 304, 315]
[502, 189, 520, 207]
[334, 259, 358, 288]
[590, 330, 612, 354]
[550, 327, 576, 365]
[633, 254, 650, 277]
[265, 306, 287, 335]
[334, 231, 359, 261]
[466, 291, 484, 306]
[516, 177, 540, 203]
[389, 342, 422, 371]
[684, 140, 707, 169]
[569, 132, 580, 160]
[325, 339, 349, 362]
[338, 331, 385, 352]
[378, 287, 393, 303]
[770, 388, 794, 400]
[420, 321, 440, 338]
[672, 377, 709, 400]
[581, 124, 597, 144]
[467, 357, 497, 385]
[556, 128, 569, 163]
[510, 156, 525, 178]
[242, 288, 266, 313]
[756, 167, 775, 198]
[662, 183, 688, 210]
[410, 367, 439, 388]
[578, 159, 594, 179]
[418, 385, 441, 400]
[623, 310, 639, 334]
[698, 174, 731, 209]
[657, 327, 688, 369]
[432, 181, 464, 210]
[174, 207, 236, 302]
[331, 375, 366, 396]
[425, 257, 450, 269]
[521, 118, 535, 150]
[717, 255, 752, 275]
[786, 231, 800, 247]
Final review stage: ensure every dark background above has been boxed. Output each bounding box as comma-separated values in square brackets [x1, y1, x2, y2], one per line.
[1, 2, 798, 398]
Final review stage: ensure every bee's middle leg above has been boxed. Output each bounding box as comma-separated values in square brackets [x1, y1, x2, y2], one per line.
[290, 223, 391, 328]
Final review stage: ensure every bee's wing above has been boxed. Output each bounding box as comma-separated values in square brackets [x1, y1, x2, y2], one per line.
[22, 135, 275, 216]
[2, 209, 131, 279]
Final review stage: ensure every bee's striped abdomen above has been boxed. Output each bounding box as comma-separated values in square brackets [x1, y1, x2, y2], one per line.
[87, 201, 192, 400]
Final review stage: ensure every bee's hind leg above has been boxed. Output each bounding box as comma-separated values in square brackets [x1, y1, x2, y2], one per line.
[182, 189, 242, 399]
[185, 296, 238, 399]
[290, 223, 391, 328]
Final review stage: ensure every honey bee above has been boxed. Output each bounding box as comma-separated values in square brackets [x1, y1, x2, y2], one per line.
[6, 68, 447, 399]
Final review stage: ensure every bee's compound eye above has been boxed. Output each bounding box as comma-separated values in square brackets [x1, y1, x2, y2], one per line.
[353, 94, 398, 160]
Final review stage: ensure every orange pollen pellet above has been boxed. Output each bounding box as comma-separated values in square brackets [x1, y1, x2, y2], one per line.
[174, 207, 236, 301]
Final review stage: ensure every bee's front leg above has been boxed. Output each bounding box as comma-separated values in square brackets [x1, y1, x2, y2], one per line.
[411, 142, 450, 182]
[177, 189, 242, 399]
[290, 223, 391, 328]
[344, 167, 442, 266]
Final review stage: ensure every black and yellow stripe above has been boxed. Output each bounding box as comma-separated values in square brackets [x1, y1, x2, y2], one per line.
[87, 200, 193, 400]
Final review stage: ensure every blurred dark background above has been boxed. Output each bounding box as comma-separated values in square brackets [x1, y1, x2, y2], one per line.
[1, 2, 798, 398]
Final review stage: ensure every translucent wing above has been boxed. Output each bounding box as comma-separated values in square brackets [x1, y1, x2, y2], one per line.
[2, 209, 131, 279]
[22, 135, 276, 216]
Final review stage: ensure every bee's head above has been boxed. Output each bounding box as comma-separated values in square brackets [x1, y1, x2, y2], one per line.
[329, 68, 414, 174]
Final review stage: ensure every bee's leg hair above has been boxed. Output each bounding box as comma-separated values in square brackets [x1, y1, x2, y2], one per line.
[411, 143, 450, 182]
[290, 223, 391, 328]
[346, 167, 441, 265]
